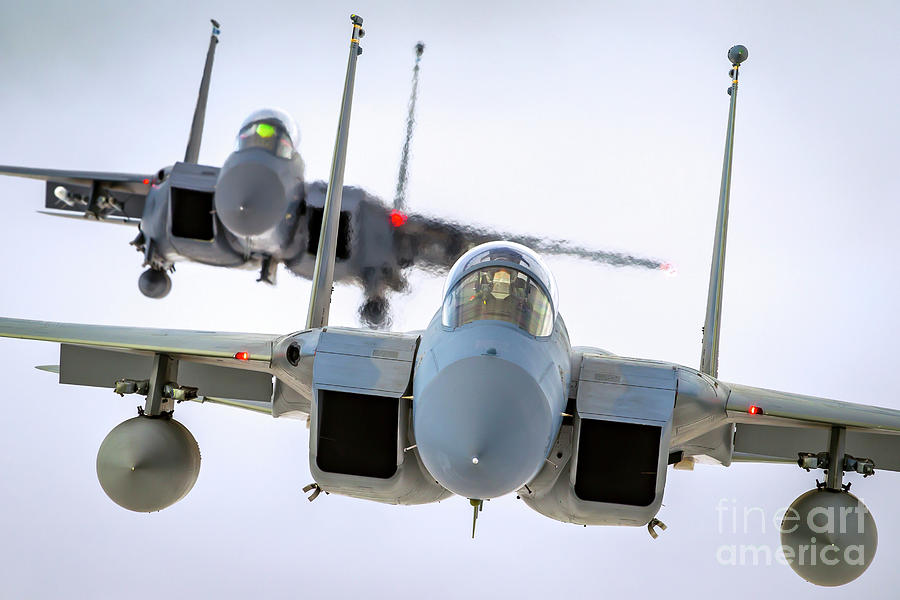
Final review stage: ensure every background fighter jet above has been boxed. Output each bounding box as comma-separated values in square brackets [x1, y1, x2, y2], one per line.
[2, 21, 899, 589]
[0, 20, 667, 328]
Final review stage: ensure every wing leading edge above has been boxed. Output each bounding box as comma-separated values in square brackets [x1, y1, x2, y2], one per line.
[0, 317, 275, 363]
[725, 383, 900, 433]
[0, 165, 153, 190]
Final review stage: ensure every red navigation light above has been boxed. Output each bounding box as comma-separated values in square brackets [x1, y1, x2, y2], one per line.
[234, 351, 250, 361]
[389, 210, 408, 228]
[748, 405, 763, 415]
[142, 178, 150, 185]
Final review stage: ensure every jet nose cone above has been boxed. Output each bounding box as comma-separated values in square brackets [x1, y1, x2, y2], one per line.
[414, 356, 553, 499]
[215, 159, 287, 237]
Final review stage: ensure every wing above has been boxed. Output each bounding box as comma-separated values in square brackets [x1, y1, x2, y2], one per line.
[398, 212, 667, 272]
[0, 317, 274, 361]
[0, 318, 409, 421]
[587, 354, 900, 473]
[0, 317, 282, 409]
[723, 382, 900, 472]
[0, 165, 154, 220]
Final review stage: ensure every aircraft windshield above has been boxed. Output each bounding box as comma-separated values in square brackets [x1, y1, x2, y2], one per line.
[442, 266, 554, 337]
[235, 108, 298, 159]
[235, 121, 294, 158]
[442, 241, 558, 309]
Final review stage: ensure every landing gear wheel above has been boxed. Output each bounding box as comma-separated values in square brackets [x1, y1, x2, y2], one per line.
[138, 268, 172, 299]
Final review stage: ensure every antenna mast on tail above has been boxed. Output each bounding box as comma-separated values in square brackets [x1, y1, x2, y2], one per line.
[699, 45, 748, 378]
[306, 15, 365, 329]
[184, 19, 221, 164]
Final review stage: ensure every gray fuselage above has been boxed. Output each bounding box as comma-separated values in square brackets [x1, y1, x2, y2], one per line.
[412, 310, 571, 499]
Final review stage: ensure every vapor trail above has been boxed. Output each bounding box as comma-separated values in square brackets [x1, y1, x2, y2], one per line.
[403, 212, 673, 274]
[516, 235, 666, 270]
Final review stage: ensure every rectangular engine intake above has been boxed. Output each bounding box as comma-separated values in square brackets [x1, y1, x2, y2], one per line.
[520, 354, 676, 526]
[168, 162, 218, 242]
[316, 390, 399, 479]
[308, 328, 450, 505]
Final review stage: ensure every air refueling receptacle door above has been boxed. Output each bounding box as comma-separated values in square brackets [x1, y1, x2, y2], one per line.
[573, 355, 676, 523]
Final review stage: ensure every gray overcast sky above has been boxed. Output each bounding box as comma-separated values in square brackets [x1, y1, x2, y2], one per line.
[1, 1, 899, 597]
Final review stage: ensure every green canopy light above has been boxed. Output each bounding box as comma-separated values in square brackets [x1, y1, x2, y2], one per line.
[255, 122, 276, 138]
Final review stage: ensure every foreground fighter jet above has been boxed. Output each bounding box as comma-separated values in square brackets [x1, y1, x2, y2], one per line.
[0, 20, 666, 328]
[2, 20, 898, 588]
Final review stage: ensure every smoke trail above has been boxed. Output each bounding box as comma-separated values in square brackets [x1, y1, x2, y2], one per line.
[393, 42, 425, 211]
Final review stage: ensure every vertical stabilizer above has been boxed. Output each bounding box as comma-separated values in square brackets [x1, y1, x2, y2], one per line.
[184, 20, 221, 164]
[700, 45, 748, 378]
[305, 15, 365, 329]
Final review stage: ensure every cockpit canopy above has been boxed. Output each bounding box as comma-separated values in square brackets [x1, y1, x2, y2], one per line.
[235, 108, 299, 159]
[441, 242, 558, 337]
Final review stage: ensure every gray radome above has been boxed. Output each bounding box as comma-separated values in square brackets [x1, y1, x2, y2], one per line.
[96, 416, 201, 512]
[214, 160, 288, 238]
[780, 488, 877, 586]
